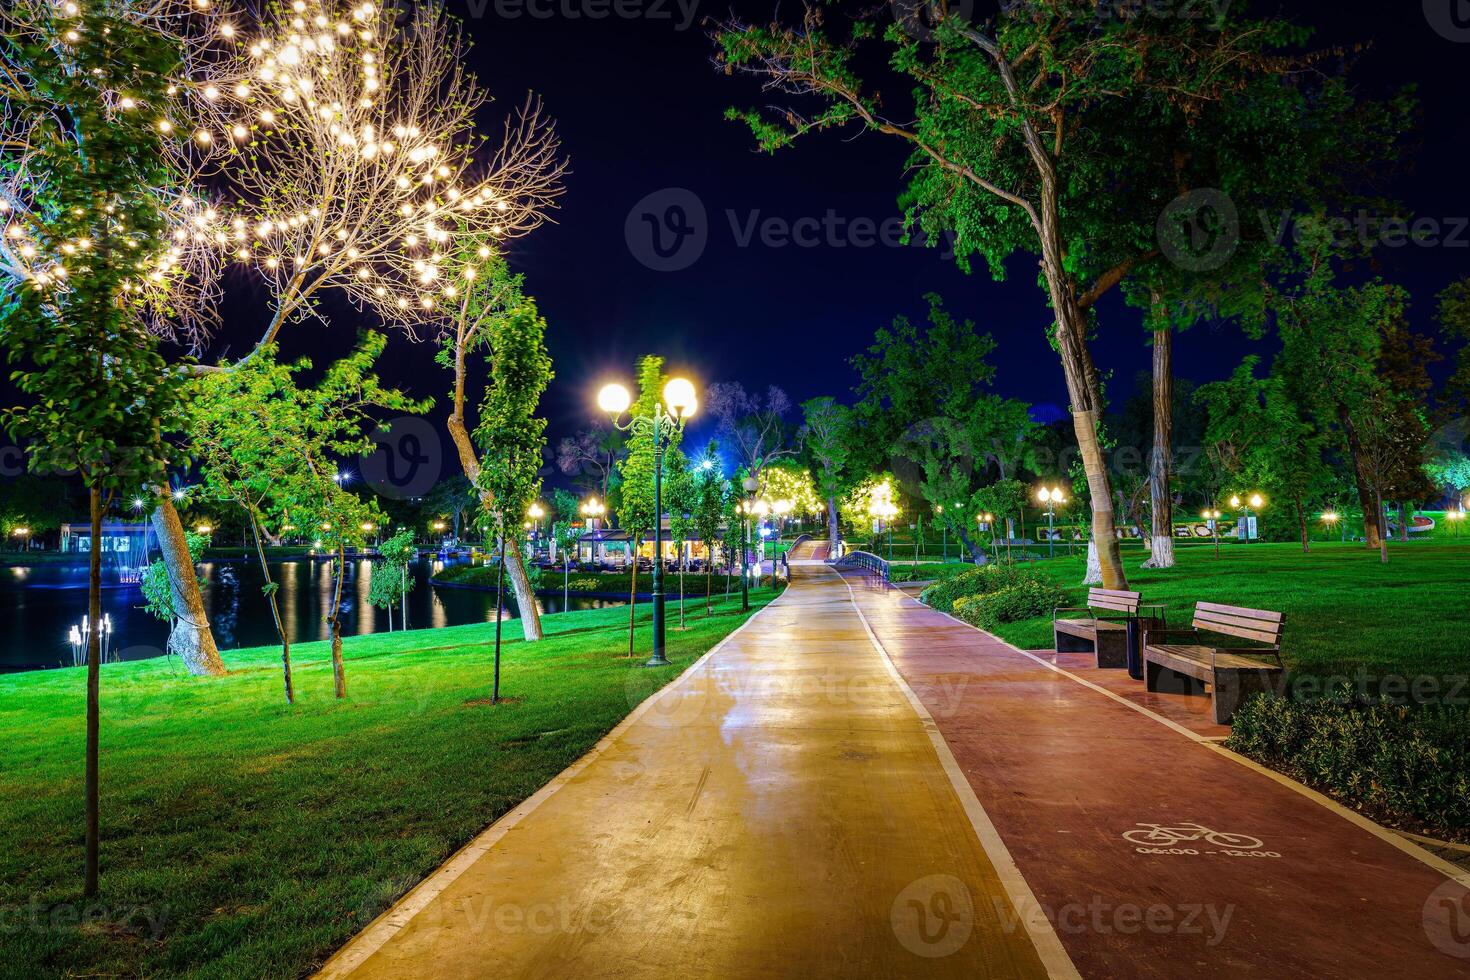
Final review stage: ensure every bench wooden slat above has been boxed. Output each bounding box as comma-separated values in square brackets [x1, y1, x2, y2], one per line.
[1196, 601, 1284, 624]
[1089, 588, 1141, 599]
[1091, 599, 1138, 612]
[1192, 611, 1284, 645]
[1149, 645, 1282, 673]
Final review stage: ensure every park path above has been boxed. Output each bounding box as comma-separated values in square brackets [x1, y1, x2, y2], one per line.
[837, 567, 1470, 977]
[317, 568, 1071, 978]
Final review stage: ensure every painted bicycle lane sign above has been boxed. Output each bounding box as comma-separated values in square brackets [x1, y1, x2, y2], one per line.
[1123, 822, 1282, 858]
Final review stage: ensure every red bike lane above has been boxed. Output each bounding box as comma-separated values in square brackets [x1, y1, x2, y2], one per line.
[837, 570, 1470, 978]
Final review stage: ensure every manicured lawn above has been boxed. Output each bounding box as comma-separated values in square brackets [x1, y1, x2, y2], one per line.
[0, 593, 776, 978]
[980, 540, 1470, 684]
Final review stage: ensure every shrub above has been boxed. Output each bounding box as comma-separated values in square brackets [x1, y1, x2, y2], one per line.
[567, 577, 603, 592]
[919, 561, 1047, 612]
[889, 562, 975, 584]
[952, 578, 1070, 631]
[1229, 693, 1470, 833]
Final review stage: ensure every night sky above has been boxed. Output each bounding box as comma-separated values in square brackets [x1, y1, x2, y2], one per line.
[179, 1, 1470, 485]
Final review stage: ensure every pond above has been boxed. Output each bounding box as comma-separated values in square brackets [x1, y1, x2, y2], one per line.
[0, 556, 617, 674]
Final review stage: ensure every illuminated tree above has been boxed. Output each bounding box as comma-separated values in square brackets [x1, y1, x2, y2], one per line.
[101, 0, 565, 661]
[799, 396, 851, 555]
[0, 0, 202, 895]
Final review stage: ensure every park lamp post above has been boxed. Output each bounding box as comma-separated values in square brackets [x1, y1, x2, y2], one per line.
[599, 376, 698, 667]
[1037, 485, 1066, 559]
[10, 526, 30, 551]
[1230, 493, 1265, 543]
[1320, 510, 1340, 543]
[527, 502, 545, 557]
[580, 496, 606, 565]
[1446, 508, 1464, 538]
[1202, 508, 1223, 558]
[737, 476, 759, 612]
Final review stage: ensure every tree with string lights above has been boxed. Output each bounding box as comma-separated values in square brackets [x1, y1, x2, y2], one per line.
[0, 0, 197, 897]
[6, 0, 568, 663]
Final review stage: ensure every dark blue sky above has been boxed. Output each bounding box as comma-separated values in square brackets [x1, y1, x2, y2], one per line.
[199, 0, 1470, 478]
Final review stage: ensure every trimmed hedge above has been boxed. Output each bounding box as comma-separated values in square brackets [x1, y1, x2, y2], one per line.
[919, 562, 1055, 613]
[1228, 693, 1470, 833]
[952, 577, 1070, 631]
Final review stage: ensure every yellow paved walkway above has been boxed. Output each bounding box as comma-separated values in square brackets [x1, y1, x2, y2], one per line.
[318, 566, 1068, 979]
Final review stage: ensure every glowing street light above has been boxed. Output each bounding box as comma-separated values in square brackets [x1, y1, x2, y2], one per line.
[598, 373, 699, 666]
[1446, 509, 1464, 538]
[1036, 485, 1067, 558]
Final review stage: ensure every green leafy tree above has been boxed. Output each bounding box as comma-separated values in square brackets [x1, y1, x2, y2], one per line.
[715, 3, 1360, 590]
[0, 0, 193, 897]
[440, 248, 552, 645]
[685, 442, 729, 614]
[371, 529, 418, 631]
[799, 397, 852, 555]
[1196, 358, 1327, 552]
[469, 266, 552, 701]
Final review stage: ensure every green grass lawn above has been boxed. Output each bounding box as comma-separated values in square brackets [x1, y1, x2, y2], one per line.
[0, 592, 777, 978]
[980, 539, 1470, 684]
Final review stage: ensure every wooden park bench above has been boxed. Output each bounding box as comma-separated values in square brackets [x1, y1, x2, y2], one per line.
[1143, 602, 1285, 724]
[1052, 589, 1163, 668]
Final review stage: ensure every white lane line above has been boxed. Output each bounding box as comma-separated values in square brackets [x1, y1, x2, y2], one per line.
[862, 573, 1470, 888]
[314, 591, 791, 978]
[830, 566, 1082, 980]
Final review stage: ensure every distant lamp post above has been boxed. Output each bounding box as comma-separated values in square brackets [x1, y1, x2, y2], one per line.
[1202, 508, 1223, 557]
[1320, 510, 1340, 544]
[580, 496, 606, 564]
[1037, 485, 1066, 558]
[11, 526, 31, 551]
[195, 524, 212, 535]
[1229, 493, 1264, 543]
[527, 502, 545, 556]
[599, 375, 698, 667]
[739, 476, 759, 611]
[1445, 508, 1464, 538]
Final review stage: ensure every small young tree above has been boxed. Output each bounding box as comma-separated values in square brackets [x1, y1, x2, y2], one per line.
[470, 270, 552, 700]
[0, 0, 190, 896]
[687, 442, 730, 614]
[371, 529, 417, 630]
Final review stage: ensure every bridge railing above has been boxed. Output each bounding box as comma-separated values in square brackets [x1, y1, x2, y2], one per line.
[830, 549, 889, 583]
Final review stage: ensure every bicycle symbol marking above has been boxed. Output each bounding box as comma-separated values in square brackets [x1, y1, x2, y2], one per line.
[1122, 822, 1278, 857]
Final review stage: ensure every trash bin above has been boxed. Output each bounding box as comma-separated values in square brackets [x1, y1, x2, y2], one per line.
[1126, 618, 1144, 680]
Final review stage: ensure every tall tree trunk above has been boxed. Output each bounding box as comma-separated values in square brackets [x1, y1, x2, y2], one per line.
[825, 494, 840, 557]
[1295, 493, 1310, 554]
[1377, 491, 1389, 564]
[1142, 326, 1176, 569]
[248, 511, 292, 704]
[1397, 501, 1410, 543]
[150, 494, 227, 676]
[446, 410, 544, 642]
[329, 545, 347, 698]
[955, 527, 985, 563]
[1034, 194, 1126, 589]
[1338, 405, 1382, 550]
[84, 486, 102, 898]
